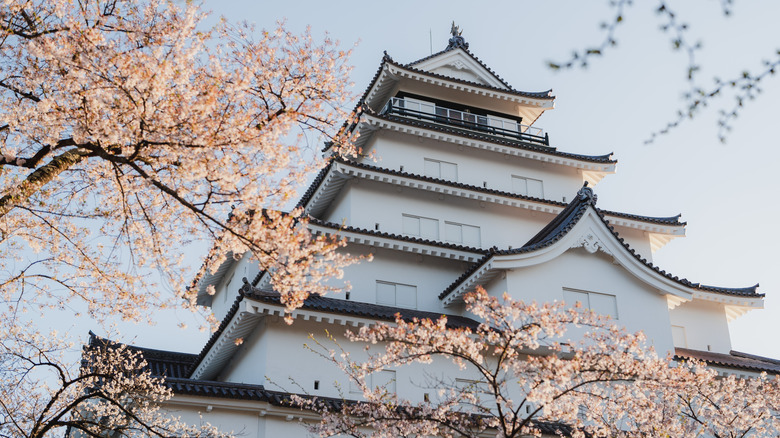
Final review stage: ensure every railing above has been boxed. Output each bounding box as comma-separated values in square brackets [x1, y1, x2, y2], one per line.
[381, 97, 549, 146]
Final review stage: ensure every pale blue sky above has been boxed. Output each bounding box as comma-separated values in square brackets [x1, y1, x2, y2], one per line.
[82, 1, 780, 359]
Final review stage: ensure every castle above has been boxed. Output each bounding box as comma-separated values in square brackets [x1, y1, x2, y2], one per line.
[129, 30, 778, 437]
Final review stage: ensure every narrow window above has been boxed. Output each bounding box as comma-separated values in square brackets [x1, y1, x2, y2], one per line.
[376, 281, 417, 309]
[671, 325, 688, 348]
[512, 175, 544, 198]
[424, 158, 458, 181]
[562, 288, 618, 319]
[444, 221, 481, 247]
[372, 370, 396, 394]
[402, 214, 439, 240]
[350, 370, 396, 394]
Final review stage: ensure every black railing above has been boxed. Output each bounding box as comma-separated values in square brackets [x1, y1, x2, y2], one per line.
[381, 98, 549, 146]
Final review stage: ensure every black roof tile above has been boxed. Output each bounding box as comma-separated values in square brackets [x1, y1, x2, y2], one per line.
[395, 54, 553, 100]
[87, 332, 199, 379]
[675, 348, 780, 374]
[308, 217, 485, 254]
[406, 45, 517, 92]
[243, 288, 481, 331]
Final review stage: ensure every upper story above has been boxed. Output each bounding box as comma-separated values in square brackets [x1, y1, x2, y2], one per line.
[191, 31, 765, 362]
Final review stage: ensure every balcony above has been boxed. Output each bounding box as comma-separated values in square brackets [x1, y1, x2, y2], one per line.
[381, 97, 549, 147]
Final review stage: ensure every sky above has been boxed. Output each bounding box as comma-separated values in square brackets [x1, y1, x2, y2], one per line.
[93, 1, 780, 359]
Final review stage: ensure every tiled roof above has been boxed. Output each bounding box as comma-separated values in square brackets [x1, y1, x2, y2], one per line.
[165, 376, 577, 436]
[308, 217, 485, 253]
[243, 288, 482, 331]
[406, 45, 517, 92]
[395, 54, 553, 100]
[521, 186, 595, 249]
[371, 110, 614, 163]
[675, 348, 780, 374]
[87, 332, 198, 379]
[439, 185, 762, 301]
[437, 187, 595, 301]
[186, 294, 245, 377]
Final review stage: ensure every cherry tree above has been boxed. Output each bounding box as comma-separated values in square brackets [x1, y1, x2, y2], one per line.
[302, 288, 780, 438]
[0, 326, 227, 438]
[0, 0, 355, 435]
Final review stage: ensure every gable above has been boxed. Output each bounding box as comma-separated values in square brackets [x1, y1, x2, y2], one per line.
[487, 246, 676, 354]
[411, 48, 511, 90]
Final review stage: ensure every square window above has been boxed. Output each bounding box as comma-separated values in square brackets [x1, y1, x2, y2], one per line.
[424, 158, 458, 181]
[563, 288, 618, 319]
[445, 221, 481, 247]
[402, 214, 439, 240]
[512, 175, 544, 198]
[376, 281, 417, 309]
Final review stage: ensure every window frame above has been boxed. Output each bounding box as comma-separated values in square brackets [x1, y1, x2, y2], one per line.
[443, 221, 482, 247]
[511, 175, 544, 198]
[376, 280, 418, 309]
[562, 287, 619, 319]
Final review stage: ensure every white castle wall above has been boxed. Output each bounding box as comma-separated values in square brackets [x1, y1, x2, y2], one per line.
[364, 130, 585, 202]
[485, 248, 676, 354]
[669, 300, 732, 353]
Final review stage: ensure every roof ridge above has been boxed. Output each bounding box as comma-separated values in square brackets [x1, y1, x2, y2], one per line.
[386, 58, 554, 100]
[675, 348, 780, 373]
[405, 45, 517, 91]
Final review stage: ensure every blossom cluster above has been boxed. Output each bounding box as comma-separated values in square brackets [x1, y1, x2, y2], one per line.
[303, 288, 780, 438]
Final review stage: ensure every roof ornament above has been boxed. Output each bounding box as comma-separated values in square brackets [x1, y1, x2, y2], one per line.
[239, 277, 252, 296]
[577, 182, 597, 204]
[446, 21, 469, 50]
[382, 50, 393, 62]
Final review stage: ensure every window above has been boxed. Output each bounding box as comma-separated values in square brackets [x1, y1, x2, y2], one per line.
[562, 288, 618, 319]
[424, 158, 458, 181]
[444, 221, 481, 247]
[402, 214, 439, 240]
[455, 378, 491, 395]
[350, 369, 396, 394]
[671, 325, 688, 348]
[376, 281, 417, 308]
[512, 175, 544, 198]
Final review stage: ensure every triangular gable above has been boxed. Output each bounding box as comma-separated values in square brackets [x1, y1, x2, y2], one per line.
[440, 186, 763, 311]
[409, 47, 510, 90]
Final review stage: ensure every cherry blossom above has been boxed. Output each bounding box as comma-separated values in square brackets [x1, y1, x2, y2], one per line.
[0, 0, 357, 435]
[303, 288, 780, 437]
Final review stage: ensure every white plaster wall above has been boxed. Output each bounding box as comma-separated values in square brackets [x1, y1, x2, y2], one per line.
[669, 300, 732, 353]
[341, 179, 555, 249]
[364, 130, 584, 202]
[211, 253, 261, 321]
[612, 227, 653, 262]
[320, 177, 656, 262]
[166, 402, 265, 438]
[492, 248, 675, 354]
[321, 181, 352, 224]
[219, 318, 269, 383]
[318, 244, 469, 312]
[238, 318, 496, 404]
